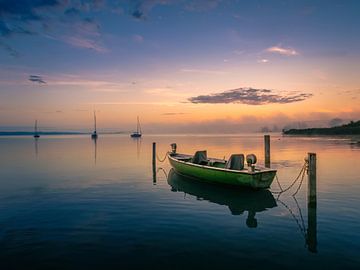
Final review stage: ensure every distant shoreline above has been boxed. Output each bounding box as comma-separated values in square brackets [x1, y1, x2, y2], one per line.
[0, 131, 127, 136]
[283, 120, 360, 135]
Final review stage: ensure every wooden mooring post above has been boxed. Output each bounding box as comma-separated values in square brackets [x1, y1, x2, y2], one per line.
[152, 142, 156, 184]
[307, 152, 317, 253]
[307, 202, 317, 253]
[307, 153, 317, 206]
[264, 135, 271, 168]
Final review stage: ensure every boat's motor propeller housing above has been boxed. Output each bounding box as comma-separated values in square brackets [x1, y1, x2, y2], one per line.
[246, 154, 257, 170]
[170, 143, 177, 154]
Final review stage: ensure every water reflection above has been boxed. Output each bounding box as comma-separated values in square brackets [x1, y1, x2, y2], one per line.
[93, 137, 97, 165]
[307, 204, 317, 253]
[349, 140, 360, 149]
[167, 169, 277, 228]
[131, 136, 142, 159]
[34, 137, 39, 158]
[1, 134, 357, 268]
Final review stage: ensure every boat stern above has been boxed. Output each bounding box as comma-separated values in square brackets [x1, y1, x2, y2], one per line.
[251, 170, 277, 189]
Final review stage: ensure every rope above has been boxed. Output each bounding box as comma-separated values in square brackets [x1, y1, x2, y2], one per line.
[292, 164, 307, 196]
[275, 174, 284, 192]
[277, 198, 307, 238]
[156, 151, 168, 162]
[271, 162, 307, 195]
[156, 167, 168, 179]
[292, 196, 306, 233]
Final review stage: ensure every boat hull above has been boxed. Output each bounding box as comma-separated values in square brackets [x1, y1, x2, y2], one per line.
[168, 154, 276, 189]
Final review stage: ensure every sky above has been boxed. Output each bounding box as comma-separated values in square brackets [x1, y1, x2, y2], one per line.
[0, 0, 359, 133]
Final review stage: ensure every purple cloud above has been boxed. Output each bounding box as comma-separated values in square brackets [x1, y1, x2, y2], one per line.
[188, 87, 313, 105]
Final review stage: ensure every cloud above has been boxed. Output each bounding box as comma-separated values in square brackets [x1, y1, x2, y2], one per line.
[233, 50, 245, 55]
[132, 9, 144, 19]
[258, 59, 269, 63]
[188, 87, 313, 105]
[328, 118, 344, 127]
[312, 69, 328, 80]
[64, 7, 81, 17]
[130, 0, 222, 19]
[29, 75, 46, 84]
[0, 20, 12, 37]
[73, 109, 89, 112]
[0, 0, 108, 54]
[62, 36, 107, 52]
[341, 89, 360, 100]
[132, 34, 144, 43]
[131, 0, 172, 19]
[0, 0, 61, 21]
[38, 75, 130, 92]
[266, 46, 298, 56]
[162, 112, 187, 115]
[0, 41, 18, 57]
[180, 68, 227, 75]
[144, 87, 189, 98]
[0, 0, 228, 55]
[185, 0, 222, 11]
[72, 18, 101, 37]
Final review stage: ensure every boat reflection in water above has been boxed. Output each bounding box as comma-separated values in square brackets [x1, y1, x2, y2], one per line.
[167, 169, 277, 228]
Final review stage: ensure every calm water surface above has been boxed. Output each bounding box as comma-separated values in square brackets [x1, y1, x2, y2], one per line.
[0, 134, 359, 269]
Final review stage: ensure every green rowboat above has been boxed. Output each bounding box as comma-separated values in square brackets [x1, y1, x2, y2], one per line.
[168, 149, 277, 189]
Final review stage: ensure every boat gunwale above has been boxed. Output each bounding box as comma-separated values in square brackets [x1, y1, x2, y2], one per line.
[168, 153, 277, 175]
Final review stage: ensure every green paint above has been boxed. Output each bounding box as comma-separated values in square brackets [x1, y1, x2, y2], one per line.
[168, 154, 276, 189]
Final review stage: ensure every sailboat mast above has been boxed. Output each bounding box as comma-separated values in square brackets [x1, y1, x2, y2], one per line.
[35, 120, 38, 133]
[94, 111, 97, 132]
[137, 116, 139, 133]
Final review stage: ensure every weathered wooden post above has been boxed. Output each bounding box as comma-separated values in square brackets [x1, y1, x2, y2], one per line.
[152, 142, 156, 184]
[307, 203, 317, 253]
[264, 135, 271, 168]
[307, 153, 317, 206]
[307, 152, 317, 253]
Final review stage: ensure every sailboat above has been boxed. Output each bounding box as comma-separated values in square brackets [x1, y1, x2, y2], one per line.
[33, 120, 40, 138]
[130, 116, 142, 138]
[91, 111, 98, 139]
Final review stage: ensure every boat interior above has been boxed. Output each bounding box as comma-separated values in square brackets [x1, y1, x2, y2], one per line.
[171, 150, 261, 171]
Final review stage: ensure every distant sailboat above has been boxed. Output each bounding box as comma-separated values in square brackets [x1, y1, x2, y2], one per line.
[130, 116, 142, 138]
[34, 120, 40, 138]
[91, 111, 98, 139]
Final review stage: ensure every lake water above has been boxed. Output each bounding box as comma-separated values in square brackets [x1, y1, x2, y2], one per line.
[0, 134, 359, 269]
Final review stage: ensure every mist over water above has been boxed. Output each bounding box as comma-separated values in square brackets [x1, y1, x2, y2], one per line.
[0, 134, 359, 269]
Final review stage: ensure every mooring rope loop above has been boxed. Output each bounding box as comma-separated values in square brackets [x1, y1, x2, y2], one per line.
[271, 161, 307, 195]
[275, 174, 284, 192]
[292, 196, 306, 232]
[156, 151, 168, 163]
[277, 198, 307, 238]
[156, 167, 168, 179]
[292, 164, 307, 196]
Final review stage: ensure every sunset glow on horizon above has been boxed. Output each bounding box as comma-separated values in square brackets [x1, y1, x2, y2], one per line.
[0, 0, 359, 133]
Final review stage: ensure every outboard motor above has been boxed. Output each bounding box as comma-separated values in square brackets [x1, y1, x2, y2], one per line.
[246, 154, 257, 166]
[246, 154, 257, 172]
[170, 143, 177, 154]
